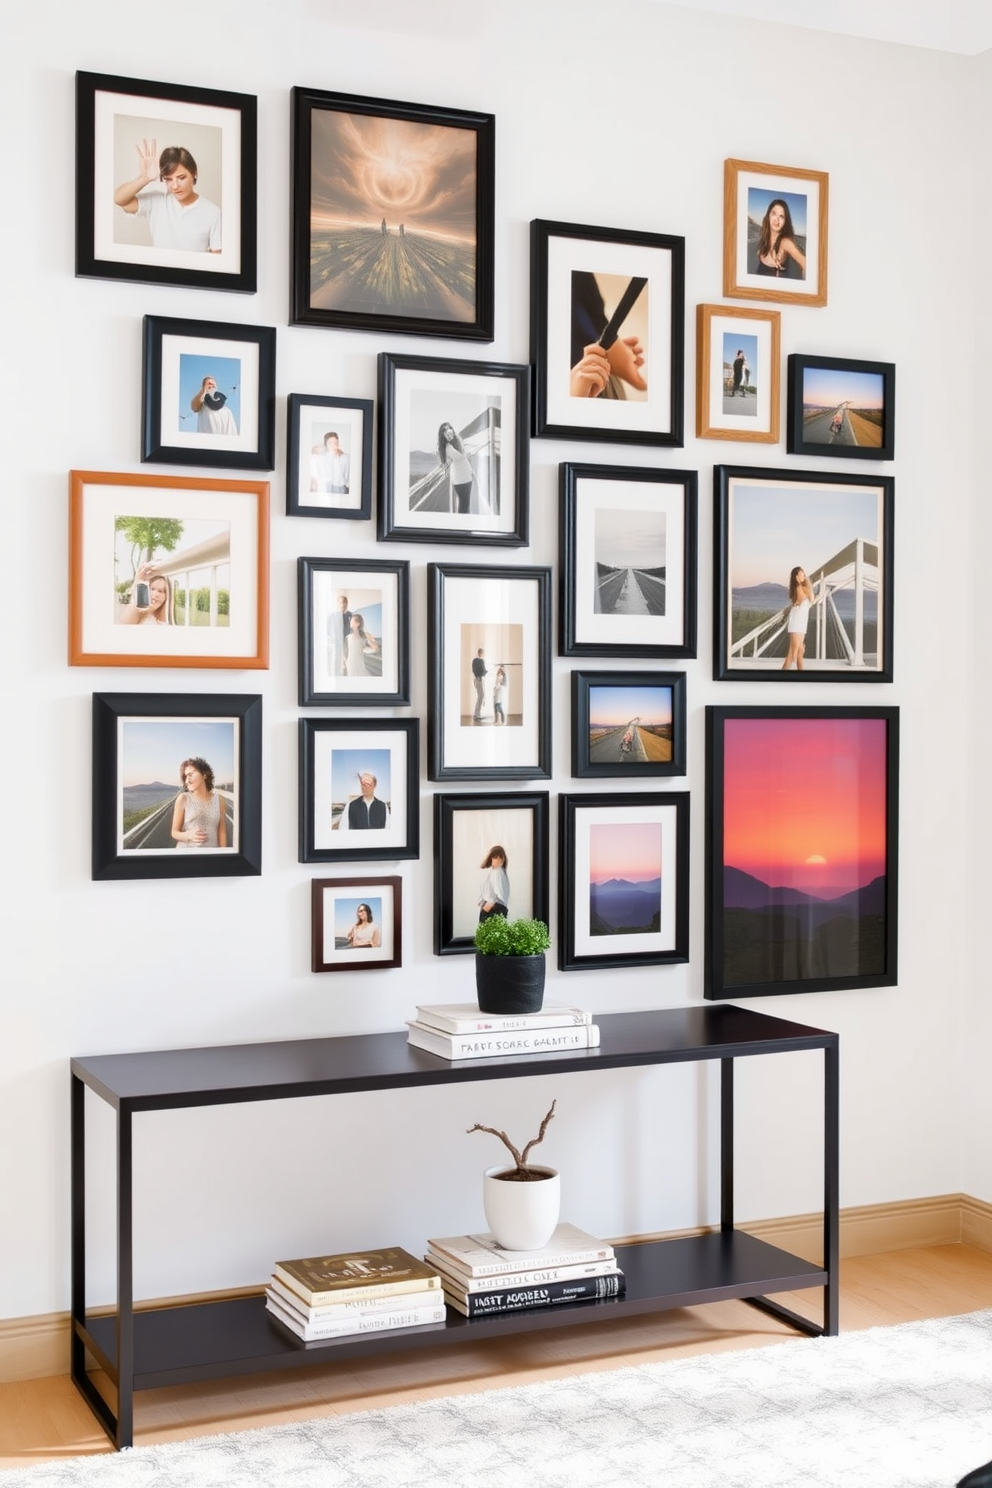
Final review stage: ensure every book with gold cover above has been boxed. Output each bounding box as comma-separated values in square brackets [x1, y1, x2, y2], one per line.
[273, 1247, 442, 1306]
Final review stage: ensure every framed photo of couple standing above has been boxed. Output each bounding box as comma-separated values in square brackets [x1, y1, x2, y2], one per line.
[298, 557, 410, 707]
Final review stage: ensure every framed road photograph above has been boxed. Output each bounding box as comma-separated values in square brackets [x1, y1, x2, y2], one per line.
[560, 463, 697, 659]
[69, 469, 269, 670]
[705, 706, 899, 999]
[558, 792, 689, 973]
[92, 692, 262, 881]
[433, 791, 549, 955]
[298, 557, 409, 707]
[571, 671, 687, 779]
[286, 394, 373, 519]
[787, 355, 895, 461]
[531, 219, 685, 445]
[427, 563, 552, 781]
[141, 315, 276, 470]
[724, 159, 828, 307]
[311, 876, 402, 973]
[76, 70, 257, 293]
[714, 464, 894, 683]
[696, 304, 781, 443]
[290, 87, 494, 340]
[378, 353, 529, 546]
[299, 718, 419, 864]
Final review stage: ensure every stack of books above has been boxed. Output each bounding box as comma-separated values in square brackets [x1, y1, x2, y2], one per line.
[426, 1221, 625, 1318]
[407, 1001, 599, 1061]
[265, 1246, 445, 1342]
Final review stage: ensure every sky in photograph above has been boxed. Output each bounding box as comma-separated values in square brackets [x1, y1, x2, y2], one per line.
[595, 508, 666, 569]
[803, 367, 884, 409]
[121, 719, 236, 787]
[178, 353, 241, 433]
[746, 186, 808, 235]
[114, 516, 231, 587]
[334, 895, 384, 936]
[730, 480, 879, 588]
[331, 747, 391, 802]
[589, 821, 663, 884]
[589, 685, 672, 727]
[723, 717, 888, 895]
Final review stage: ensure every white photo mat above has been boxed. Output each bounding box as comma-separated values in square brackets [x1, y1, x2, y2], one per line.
[574, 476, 686, 650]
[296, 403, 367, 513]
[318, 880, 398, 967]
[705, 312, 775, 434]
[440, 574, 542, 771]
[115, 713, 241, 855]
[733, 167, 822, 300]
[311, 727, 411, 854]
[571, 800, 681, 958]
[311, 568, 400, 697]
[159, 331, 260, 454]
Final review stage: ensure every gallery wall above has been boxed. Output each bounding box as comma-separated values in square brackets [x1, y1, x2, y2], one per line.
[1, 0, 983, 1322]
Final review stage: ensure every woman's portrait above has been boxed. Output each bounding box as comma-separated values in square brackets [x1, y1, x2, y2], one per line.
[114, 137, 221, 254]
[113, 515, 232, 632]
[312, 877, 401, 971]
[171, 756, 229, 849]
[345, 901, 381, 949]
[478, 844, 509, 922]
[746, 187, 808, 280]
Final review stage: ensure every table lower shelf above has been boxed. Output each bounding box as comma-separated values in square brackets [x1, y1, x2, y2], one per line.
[79, 1230, 828, 1391]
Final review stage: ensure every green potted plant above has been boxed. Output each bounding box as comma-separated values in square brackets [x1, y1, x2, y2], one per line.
[473, 916, 551, 1014]
[468, 1100, 559, 1250]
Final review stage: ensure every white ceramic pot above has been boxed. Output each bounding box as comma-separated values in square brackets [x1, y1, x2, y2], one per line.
[483, 1164, 561, 1251]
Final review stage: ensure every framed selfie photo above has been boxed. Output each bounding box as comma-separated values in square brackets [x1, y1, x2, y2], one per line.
[92, 692, 262, 881]
[76, 70, 257, 293]
[571, 670, 687, 780]
[530, 219, 685, 446]
[286, 395, 373, 519]
[291, 87, 494, 341]
[298, 557, 410, 707]
[311, 876, 402, 973]
[558, 792, 690, 973]
[69, 470, 269, 670]
[705, 705, 899, 999]
[428, 563, 552, 781]
[787, 355, 895, 461]
[724, 159, 828, 307]
[560, 463, 697, 659]
[299, 718, 419, 864]
[714, 464, 895, 683]
[433, 791, 549, 955]
[141, 315, 276, 470]
[377, 353, 529, 546]
[696, 304, 781, 443]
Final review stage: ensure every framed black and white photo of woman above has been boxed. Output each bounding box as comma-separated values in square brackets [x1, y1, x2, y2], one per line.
[428, 563, 552, 781]
[530, 219, 685, 445]
[299, 717, 419, 864]
[286, 394, 373, 520]
[724, 159, 828, 307]
[298, 557, 410, 707]
[378, 353, 529, 546]
[433, 791, 549, 955]
[76, 71, 257, 293]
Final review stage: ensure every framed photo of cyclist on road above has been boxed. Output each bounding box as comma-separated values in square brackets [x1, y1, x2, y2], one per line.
[571, 670, 687, 780]
[786, 355, 895, 461]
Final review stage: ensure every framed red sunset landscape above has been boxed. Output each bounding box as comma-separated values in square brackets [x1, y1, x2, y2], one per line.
[705, 706, 899, 999]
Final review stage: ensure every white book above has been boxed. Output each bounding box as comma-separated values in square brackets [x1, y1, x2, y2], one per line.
[267, 1276, 441, 1322]
[266, 1294, 447, 1341]
[426, 1253, 621, 1293]
[415, 1001, 593, 1035]
[426, 1222, 614, 1278]
[406, 1021, 600, 1060]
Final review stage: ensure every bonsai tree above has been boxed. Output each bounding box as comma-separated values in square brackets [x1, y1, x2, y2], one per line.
[474, 916, 550, 957]
[467, 1099, 556, 1182]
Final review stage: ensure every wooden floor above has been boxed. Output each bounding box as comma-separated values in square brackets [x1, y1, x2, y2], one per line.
[2, 1242, 991, 1469]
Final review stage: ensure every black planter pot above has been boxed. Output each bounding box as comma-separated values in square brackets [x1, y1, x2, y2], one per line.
[475, 953, 546, 1014]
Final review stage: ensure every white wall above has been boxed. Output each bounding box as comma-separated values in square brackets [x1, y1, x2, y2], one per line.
[0, 0, 982, 1321]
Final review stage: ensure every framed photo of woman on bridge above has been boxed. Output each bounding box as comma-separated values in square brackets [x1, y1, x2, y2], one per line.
[787, 355, 895, 461]
[290, 87, 495, 341]
[559, 463, 698, 659]
[571, 671, 687, 780]
[714, 465, 895, 683]
[378, 353, 530, 546]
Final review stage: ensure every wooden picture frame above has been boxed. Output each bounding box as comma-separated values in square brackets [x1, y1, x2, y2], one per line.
[787, 355, 895, 461]
[92, 691, 262, 880]
[696, 303, 781, 443]
[290, 87, 495, 341]
[433, 791, 549, 955]
[299, 718, 419, 863]
[69, 470, 269, 670]
[286, 394, 374, 519]
[705, 705, 899, 999]
[724, 159, 828, 307]
[75, 70, 257, 293]
[311, 876, 402, 973]
[298, 557, 410, 707]
[571, 670, 687, 779]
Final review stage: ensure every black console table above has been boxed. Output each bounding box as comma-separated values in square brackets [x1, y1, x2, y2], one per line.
[70, 1004, 838, 1448]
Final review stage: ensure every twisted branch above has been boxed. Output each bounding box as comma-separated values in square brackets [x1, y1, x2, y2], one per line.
[467, 1099, 557, 1173]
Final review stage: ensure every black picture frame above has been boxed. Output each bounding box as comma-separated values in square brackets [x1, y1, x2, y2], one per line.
[92, 692, 262, 881]
[558, 791, 690, 972]
[377, 353, 530, 546]
[433, 792, 550, 956]
[560, 463, 698, 659]
[571, 670, 687, 779]
[311, 876, 402, 973]
[290, 87, 495, 341]
[787, 355, 895, 460]
[714, 464, 895, 683]
[298, 557, 410, 707]
[428, 563, 552, 781]
[530, 219, 685, 445]
[286, 394, 374, 519]
[141, 315, 276, 470]
[299, 717, 419, 864]
[75, 70, 257, 294]
[705, 705, 899, 1000]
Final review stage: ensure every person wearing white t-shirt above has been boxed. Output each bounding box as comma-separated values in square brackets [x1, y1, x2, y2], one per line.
[191, 375, 238, 435]
[310, 432, 350, 495]
[114, 141, 221, 254]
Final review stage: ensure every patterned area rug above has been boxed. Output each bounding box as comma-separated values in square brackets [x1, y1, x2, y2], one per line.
[4, 1309, 991, 1488]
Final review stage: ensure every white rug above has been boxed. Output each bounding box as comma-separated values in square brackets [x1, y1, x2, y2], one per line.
[4, 1309, 991, 1488]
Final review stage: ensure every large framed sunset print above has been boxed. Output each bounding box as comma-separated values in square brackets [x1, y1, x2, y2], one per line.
[705, 706, 898, 999]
